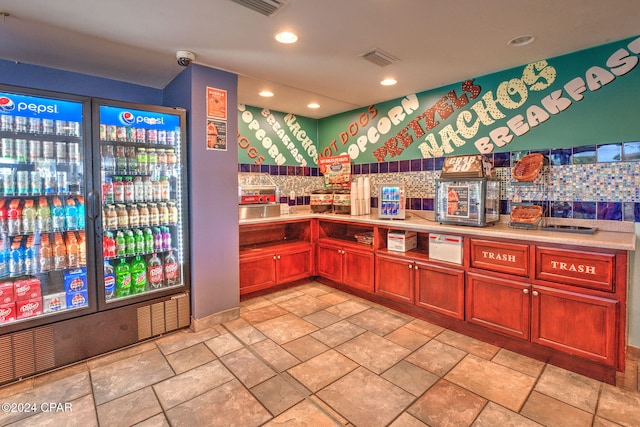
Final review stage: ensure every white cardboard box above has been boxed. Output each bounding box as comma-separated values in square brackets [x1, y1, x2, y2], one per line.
[429, 233, 463, 264]
[388, 230, 417, 252]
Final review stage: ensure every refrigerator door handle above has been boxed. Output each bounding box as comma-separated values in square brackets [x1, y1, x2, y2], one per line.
[87, 189, 101, 220]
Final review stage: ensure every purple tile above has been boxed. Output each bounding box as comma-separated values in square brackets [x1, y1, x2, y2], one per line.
[361, 163, 370, 174]
[311, 167, 319, 176]
[573, 201, 597, 219]
[296, 196, 304, 205]
[279, 196, 288, 204]
[239, 164, 250, 172]
[410, 159, 422, 171]
[423, 198, 434, 211]
[500, 200, 510, 215]
[635, 202, 640, 222]
[379, 162, 388, 173]
[250, 164, 261, 173]
[269, 165, 279, 175]
[550, 148, 572, 166]
[287, 166, 296, 176]
[388, 161, 399, 173]
[422, 158, 435, 171]
[370, 163, 379, 174]
[399, 160, 411, 172]
[410, 197, 422, 210]
[435, 157, 445, 170]
[371, 197, 379, 208]
[493, 152, 511, 168]
[551, 201, 572, 218]
[302, 167, 310, 176]
[352, 164, 361, 175]
[278, 165, 287, 175]
[597, 202, 622, 221]
[260, 164, 270, 173]
[303, 196, 310, 205]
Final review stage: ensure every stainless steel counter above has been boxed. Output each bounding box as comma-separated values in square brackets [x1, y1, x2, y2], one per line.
[239, 208, 636, 251]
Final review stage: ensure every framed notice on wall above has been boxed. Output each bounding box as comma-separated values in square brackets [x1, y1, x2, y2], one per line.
[206, 87, 228, 151]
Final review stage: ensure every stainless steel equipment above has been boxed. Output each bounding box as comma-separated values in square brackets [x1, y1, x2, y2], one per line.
[238, 173, 280, 219]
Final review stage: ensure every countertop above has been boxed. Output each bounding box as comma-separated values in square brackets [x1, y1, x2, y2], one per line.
[239, 208, 636, 251]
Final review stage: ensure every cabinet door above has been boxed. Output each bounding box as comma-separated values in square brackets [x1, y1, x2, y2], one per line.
[317, 243, 343, 283]
[375, 254, 414, 304]
[466, 272, 531, 340]
[239, 254, 276, 295]
[343, 248, 375, 293]
[531, 285, 618, 367]
[415, 262, 465, 320]
[277, 246, 313, 284]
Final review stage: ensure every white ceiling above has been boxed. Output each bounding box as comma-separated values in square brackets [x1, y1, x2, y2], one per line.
[0, 0, 638, 119]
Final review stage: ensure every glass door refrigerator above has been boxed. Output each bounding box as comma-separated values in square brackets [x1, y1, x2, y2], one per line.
[93, 100, 190, 310]
[0, 85, 95, 333]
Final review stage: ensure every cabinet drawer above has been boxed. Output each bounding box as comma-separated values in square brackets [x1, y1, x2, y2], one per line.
[470, 239, 529, 276]
[535, 247, 615, 292]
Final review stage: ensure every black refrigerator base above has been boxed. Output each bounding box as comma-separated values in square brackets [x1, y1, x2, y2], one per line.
[0, 293, 190, 385]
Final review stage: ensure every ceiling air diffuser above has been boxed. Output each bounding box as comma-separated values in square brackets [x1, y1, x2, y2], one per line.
[229, 0, 286, 17]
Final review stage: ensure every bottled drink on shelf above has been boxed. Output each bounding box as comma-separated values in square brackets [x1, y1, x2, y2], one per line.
[0, 238, 8, 278]
[125, 230, 135, 257]
[9, 237, 24, 277]
[115, 146, 127, 175]
[147, 253, 163, 289]
[24, 236, 37, 275]
[126, 146, 138, 175]
[53, 233, 66, 270]
[138, 203, 149, 227]
[66, 232, 79, 268]
[115, 258, 131, 298]
[134, 229, 144, 255]
[115, 231, 126, 257]
[37, 197, 51, 233]
[124, 176, 134, 203]
[77, 231, 86, 266]
[7, 199, 21, 235]
[103, 231, 116, 259]
[0, 199, 6, 234]
[65, 198, 78, 230]
[160, 177, 170, 201]
[152, 227, 162, 252]
[104, 260, 115, 300]
[164, 250, 178, 287]
[137, 147, 147, 174]
[113, 176, 124, 203]
[102, 144, 115, 174]
[133, 176, 144, 202]
[148, 203, 159, 226]
[143, 177, 153, 202]
[104, 204, 117, 230]
[103, 177, 114, 204]
[143, 228, 154, 254]
[131, 255, 147, 294]
[21, 199, 36, 234]
[76, 196, 85, 229]
[128, 204, 139, 228]
[161, 226, 171, 251]
[116, 204, 128, 228]
[39, 234, 52, 272]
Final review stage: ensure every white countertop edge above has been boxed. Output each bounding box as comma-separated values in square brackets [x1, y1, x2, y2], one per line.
[239, 208, 636, 251]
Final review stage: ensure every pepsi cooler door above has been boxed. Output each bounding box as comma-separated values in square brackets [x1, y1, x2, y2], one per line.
[94, 100, 190, 310]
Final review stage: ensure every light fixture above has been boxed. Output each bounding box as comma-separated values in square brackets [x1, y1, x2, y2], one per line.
[508, 34, 535, 47]
[307, 103, 320, 109]
[259, 90, 274, 97]
[275, 31, 298, 44]
[380, 78, 397, 86]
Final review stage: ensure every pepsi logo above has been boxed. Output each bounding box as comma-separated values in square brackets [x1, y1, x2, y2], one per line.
[0, 96, 15, 113]
[71, 293, 86, 306]
[48, 298, 62, 310]
[119, 111, 135, 125]
[70, 278, 85, 291]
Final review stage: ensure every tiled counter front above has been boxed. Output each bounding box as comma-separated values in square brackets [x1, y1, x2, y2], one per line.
[239, 212, 634, 384]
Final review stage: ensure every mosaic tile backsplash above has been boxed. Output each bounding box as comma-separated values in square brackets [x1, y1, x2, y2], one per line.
[239, 141, 640, 222]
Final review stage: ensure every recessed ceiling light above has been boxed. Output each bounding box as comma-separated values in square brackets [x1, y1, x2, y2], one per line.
[380, 78, 397, 86]
[259, 90, 274, 97]
[307, 103, 320, 109]
[508, 34, 535, 47]
[275, 31, 298, 44]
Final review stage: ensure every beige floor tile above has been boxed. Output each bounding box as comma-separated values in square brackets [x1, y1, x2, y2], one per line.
[264, 289, 306, 304]
[317, 367, 414, 427]
[240, 304, 289, 324]
[408, 379, 487, 427]
[91, 349, 173, 405]
[0, 378, 34, 400]
[317, 290, 352, 305]
[405, 339, 467, 376]
[384, 325, 432, 351]
[220, 348, 276, 388]
[87, 341, 158, 370]
[165, 379, 272, 427]
[593, 416, 624, 427]
[154, 327, 219, 355]
[254, 313, 319, 344]
[250, 375, 305, 416]
[346, 307, 409, 336]
[336, 331, 411, 374]
[403, 318, 445, 338]
[472, 402, 542, 427]
[597, 383, 640, 426]
[381, 360, 439, 396]
[153, 360, 235, 410]
[229, 324, 268, 345]
[133, 413, 171, 426]
[8, 393, 98, 427]
[250, 339, 301, 372]
[97, 386, 161, 427]
[388, 412, 429, 427]
[298, 282, 334, 297]
[325, 299, 370, 318]
[311, 319, 366, 348]
[445, 354, 537, 412]
[287, 349, 358, 393]
[534, 364, 601, 413]
[277, 294, 332, 317]
[521, 391, 593, 427]
[241, 295, 273, 311]
[263, 400, 342, 426]
[32, 362, 88, 389]
[491, 348, 545, 378]
[282, 335, 330, 361]
[165, 342, 216, 374]
[436, 329, 500, 360]
[204, 331, 244, 356]
[303, 309, 342, 328]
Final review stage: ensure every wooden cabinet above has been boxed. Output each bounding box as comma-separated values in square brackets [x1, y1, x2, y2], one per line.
[375, 253, 414, 304]
[415, 261, 465, 320]
[317, 241, 374, 293]
[466, 272, 531, 340]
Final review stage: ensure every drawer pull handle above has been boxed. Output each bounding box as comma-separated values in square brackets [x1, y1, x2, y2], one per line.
[523, 289, 529, 294]
[532, 291, 539, 296]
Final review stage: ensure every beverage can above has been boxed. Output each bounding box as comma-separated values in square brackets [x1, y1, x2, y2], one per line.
[55, 141, 67, 164]
[27, 117, 41, 134]
[68, 142, 80, 164]
[0, 115, 13, 132]
[136, 127, 146, 143]
[56, 171, 67, 194]
[4, 170, 15, 196]
[14, 116, 27, 133]
[1, 138, 13, 159]
[16, 171, 29, 195]
[147, 129, 157, 144]
[44, 173, 57, 194]
[28, 140, 41, 162]
[42, 119, 55, 134]
[30, 171, 42, 195]
[55, 120, 67, 136]
[15, 139, 27, 163]
[42, 141, 55, 159]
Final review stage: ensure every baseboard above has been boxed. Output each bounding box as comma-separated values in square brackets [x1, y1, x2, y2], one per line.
[190, 307, 240, 332]
[628, 345, 640, 360]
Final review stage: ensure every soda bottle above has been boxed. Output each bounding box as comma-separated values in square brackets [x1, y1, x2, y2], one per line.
[21, 199, 36, 234]
[152, 227, 162, 252]
[53, 233, 67, 270]
[39, 234, 52, 272]
[9, 237, 24, 277]
[77, 231, 86, 266]
[51, 197, 65, 231]
[76, 196, 85, 229]
[164, 250, 179, 287]
[125, 230, 135, 256]
[37, 197, 51, 233]
[101, 144, 116, 174]
[104, 260, 115, 300]
[137, 147, 147, 174]
[65, 198, 78, 230]
[161, 226, 171, 251]
[115, 258, 131, 297]
[24, 236, 38, 274]
[147, 253, 163, 289]
[115, 231, 126, 257]
[7, 199, 21, 235]
[134, 229, 145, 255]
[0, 199, 7, 234]
[115, 146, 127, 175]
[131, 255, 147, 294]
[126, 146, 138, 175]
[143, 228, 154, 254]
[0, 238, 8, 277]
[66, 233, 79, 268]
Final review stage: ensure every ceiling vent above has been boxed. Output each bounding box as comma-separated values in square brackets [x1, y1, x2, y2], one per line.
[229, 0, 286, 17]
[361, 48, 399, 67]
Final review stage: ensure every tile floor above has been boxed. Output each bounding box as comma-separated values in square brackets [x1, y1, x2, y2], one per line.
[0, 281, 639, 426]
